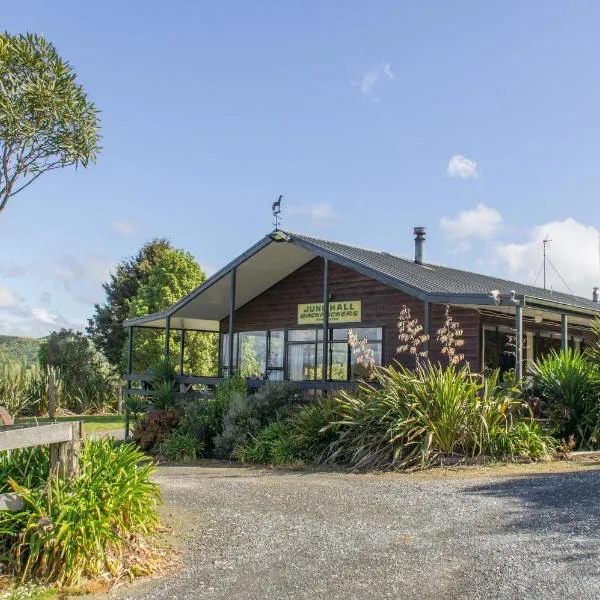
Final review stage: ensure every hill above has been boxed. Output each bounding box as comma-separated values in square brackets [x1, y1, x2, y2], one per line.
[0, 335, 41, 365]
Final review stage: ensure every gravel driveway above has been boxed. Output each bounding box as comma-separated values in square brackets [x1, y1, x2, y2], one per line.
[116, 464, 600, 600]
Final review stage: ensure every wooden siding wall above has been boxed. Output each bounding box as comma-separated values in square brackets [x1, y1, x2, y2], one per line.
[220, 257, 483, 371]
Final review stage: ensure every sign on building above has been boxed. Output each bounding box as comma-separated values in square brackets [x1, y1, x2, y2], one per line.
[297, 301, 361, 325]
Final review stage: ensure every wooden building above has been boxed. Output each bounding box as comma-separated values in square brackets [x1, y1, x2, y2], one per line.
[123, 228, 600, 389]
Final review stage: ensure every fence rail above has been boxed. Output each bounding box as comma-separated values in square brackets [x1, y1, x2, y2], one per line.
[0, 417, 83, 512]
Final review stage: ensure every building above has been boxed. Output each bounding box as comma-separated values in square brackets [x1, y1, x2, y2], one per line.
[123, 228, 600, 390]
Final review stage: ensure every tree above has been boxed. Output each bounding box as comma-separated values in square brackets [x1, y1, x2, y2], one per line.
[0, 33, 100, 214]
[87, 239, 172, 369]
[38, 329, 116, 412]
[127, 247, 218, 374]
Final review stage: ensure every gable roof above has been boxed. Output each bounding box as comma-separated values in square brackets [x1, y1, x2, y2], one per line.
[124, 229, 600, 330]
[288, 232, 600, 314]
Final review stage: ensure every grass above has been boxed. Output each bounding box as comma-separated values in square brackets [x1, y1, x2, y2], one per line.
[14, 415, 123, 433]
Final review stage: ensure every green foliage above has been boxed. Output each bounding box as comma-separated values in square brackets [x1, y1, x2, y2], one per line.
[487, 420, 558, 460]
[0, 336, 40, 366]
[0, 447, 49, 494]
[308, 363, 551, 471]
[87, 239, 172, 369]
[38, 329, 117, 414]
[586, 317, 600, 368]
[126, 247, 218, 374]
[0, 32, 100, 215]
[0, 439, 159, 586]
[214, 392, 260, 458]
[291, 396, 340, 463]
[530, 349, 600, 447]
[132, 409, 180, 453]
[214, 382, 302, 458]
[0, 584, 55, 600]
[0, 356, 64, 417]
[236, 421, 302, 465]
[160, 431, 203, 462]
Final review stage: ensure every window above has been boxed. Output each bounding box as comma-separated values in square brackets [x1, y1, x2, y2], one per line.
[222, 327, 383, 381]
[287, 329, 323, 381]
[286, 327, 382, 382]
[220, 331, 284, 379]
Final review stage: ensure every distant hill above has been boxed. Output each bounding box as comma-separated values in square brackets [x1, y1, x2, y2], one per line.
[0, 335, 41, 365]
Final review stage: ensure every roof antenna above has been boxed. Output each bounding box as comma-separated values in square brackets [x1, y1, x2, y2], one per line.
[543, 235, 552, 290]
[272, 194, 283, 230]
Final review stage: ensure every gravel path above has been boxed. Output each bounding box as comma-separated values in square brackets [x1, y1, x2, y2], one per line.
[115, 464, 600, 600]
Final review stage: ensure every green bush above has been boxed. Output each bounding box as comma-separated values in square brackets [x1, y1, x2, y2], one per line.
[236, 421, 302, 465]
[312, 363, 545, 471]
[530, 350, 600, 447]
[0, 447, 49, 494]
[0, 439, 160, 586]
[160, 431, 203, 462]
[214, 381, 302, 459]
[487, 420, 558, 460]
[214, 392, 260, 458]
[291, 396, 340, 463]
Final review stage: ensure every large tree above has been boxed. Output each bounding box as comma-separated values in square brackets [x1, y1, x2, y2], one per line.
[0, 32, 100, 214]
[127, 247, 218, 374]
[38, 328, 116, 413]
[87, 239, 172, 368]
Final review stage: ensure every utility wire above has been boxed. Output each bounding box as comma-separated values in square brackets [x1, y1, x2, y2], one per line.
[532, 261, 545, 288]
[546, 256, 576, 296]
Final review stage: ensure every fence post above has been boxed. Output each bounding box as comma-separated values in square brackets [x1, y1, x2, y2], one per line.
[68, 421, 82, 478]
[50, 441, 69, 478]
[47, 366, 56, 420]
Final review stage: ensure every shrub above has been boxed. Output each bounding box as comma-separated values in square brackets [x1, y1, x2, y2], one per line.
[214, 392, 260, 458]
[214, 381, 302, 459]
[252, 381, 303, 423]
[320, 363, 537, 470]
[132, 409, 180, 453]
[236, 421, 302, 465]
[0, 439, 160, 586]
[487, 420, 558, 460]
[0, 447, 49, 494]
[291, 396, 340, 463]
[160, 431, 203, 462]
[530, 350, 600, 447]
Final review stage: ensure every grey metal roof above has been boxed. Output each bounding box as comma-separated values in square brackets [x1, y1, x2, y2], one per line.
[288, 232, 600, 314]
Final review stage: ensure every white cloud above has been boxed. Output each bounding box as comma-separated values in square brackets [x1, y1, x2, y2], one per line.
[0, 286, 18, 309]
[31, 307, 59, 325]
[111, 219, 135, 236]
[440, 203, 502, 241]
[353, 62, 394, 97]
[447, 154, 479, 179]
[496, 218, 600, 298]
[289, 202, 338, 225]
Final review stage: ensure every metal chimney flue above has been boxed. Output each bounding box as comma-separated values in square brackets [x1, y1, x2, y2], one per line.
[414, 227, 426, 265]
[594, 287, 599, 303]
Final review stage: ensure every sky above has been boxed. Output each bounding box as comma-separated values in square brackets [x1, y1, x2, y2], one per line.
[1, 1, 600, 337]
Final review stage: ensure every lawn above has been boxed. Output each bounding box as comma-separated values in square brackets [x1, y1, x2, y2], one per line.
[15, 415, 123, 433]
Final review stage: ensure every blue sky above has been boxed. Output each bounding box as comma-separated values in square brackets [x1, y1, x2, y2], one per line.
[1, 1, 600, 336]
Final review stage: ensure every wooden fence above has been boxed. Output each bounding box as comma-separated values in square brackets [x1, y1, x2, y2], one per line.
[0, 419, 83, 511]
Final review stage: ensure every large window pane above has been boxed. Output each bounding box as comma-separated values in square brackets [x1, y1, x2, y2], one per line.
[329, 342, 348, 380]
[352, 327, 382, 341]
[238, 331, 267, 378]
[288, 329, 318, 342]
[351, 342, 381, 380]
[220, 333, 238, 368]
[287, 342, 323, 380]
[268, 331, 285, 368]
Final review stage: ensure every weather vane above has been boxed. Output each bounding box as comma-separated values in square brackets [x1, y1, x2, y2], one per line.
[272, 194, 283, 230]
